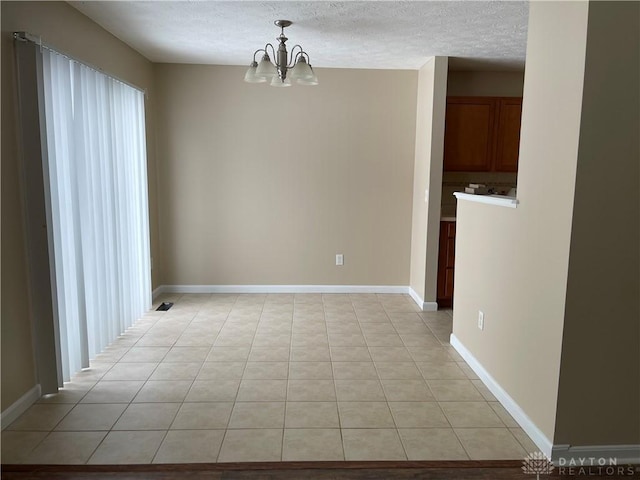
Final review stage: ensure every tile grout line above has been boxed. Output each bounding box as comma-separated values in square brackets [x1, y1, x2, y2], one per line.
[323, 296, 346, 461]
[152, 298, 210, 464]
[198, 295, 238, 463]
[228, 294, 269, 461]
[106, 303, 193, 465]
[374, 299, 409, 461]
[111, 295, 196, 464]
[359, 302, 405, 457]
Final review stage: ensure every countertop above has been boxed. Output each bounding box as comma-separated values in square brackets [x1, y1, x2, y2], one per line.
[441, 206, 457, 222]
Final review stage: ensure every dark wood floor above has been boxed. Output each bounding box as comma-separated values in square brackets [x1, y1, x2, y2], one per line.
[3, 461, 637, 480]
[3, 461, 518, 480]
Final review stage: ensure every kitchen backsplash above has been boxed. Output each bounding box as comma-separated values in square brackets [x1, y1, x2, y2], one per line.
[441, 171, 518, 217]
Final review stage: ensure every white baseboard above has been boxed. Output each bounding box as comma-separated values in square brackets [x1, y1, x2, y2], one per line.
[450, 334, 640, 465]
[156, 285, 439, 311]
[158, 284, 410, 295]
[152, 285, 165, 300]
[552, 444, 640, 465]
[408, 287, 438, 311]
[449, 334, 554, 458]
[1, 384, 41, 430]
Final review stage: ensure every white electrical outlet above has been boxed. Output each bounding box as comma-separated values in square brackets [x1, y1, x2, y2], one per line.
[478, 311, 484, 330]
[335, 254, 344, 266]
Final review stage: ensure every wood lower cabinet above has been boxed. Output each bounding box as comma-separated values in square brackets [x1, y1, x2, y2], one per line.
[437, 221, 456, 308]
[443, 96, 523, 173]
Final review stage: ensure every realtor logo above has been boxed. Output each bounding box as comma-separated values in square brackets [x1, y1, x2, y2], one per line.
[522, 451, 555, 479]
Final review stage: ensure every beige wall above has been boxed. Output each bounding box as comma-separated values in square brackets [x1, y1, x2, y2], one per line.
[154, 64, 417, 286]
[447, 71, 524, 97]
[1, 1, 158, 410]
[554, 1, 639, 446]
[452, 0, 589, 444]
[409, 57, 448, 304]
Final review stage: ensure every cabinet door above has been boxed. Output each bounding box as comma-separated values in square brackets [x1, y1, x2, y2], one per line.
[494, 98, 523, 172]
[437, 221, 456, 308]
[443, 98, 496, 172]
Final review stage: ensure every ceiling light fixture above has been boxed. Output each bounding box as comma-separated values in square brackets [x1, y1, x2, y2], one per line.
[244, 20, 318, 87]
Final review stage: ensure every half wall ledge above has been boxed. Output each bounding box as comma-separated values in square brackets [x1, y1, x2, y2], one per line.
[454, 192, 519, 208]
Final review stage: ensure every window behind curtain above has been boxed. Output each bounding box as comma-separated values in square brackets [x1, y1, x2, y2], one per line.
[41, 47, 151, 382]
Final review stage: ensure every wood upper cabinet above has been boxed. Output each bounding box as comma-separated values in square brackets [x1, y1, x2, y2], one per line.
[443, 96, 523, 173]
[443, 98, 496, 172]
[494, 98, 523, 172]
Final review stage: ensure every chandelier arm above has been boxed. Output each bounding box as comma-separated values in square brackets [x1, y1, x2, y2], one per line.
[264, 43, 277, 63]
[287, 45, 304, 67]
[252, 48, 266, 62]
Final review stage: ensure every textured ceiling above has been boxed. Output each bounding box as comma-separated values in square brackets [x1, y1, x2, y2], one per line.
[69, 1, 529, 71]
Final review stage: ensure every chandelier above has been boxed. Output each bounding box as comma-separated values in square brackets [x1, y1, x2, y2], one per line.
[244, 20, 318, 87]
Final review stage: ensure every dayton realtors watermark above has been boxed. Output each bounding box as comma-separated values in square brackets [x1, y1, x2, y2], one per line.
[557, 457, 637, 477]
[522, 452, 639, 478]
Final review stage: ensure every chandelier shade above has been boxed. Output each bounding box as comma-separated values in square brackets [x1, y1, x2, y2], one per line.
[243, 61, 266, 83]
[255, 54, 277, 78]
[270, 76, 292, 87]
[290, 56, 313, 80]
[297, 72, 319, 86]
[244, 20, 318, 87]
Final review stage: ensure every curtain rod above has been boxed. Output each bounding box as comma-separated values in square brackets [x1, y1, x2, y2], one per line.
[13, 31, 147, 96]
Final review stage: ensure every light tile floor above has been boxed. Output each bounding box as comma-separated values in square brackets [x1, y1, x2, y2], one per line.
[2, 293, 538, 464]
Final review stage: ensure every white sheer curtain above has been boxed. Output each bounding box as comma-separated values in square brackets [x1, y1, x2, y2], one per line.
[41, 47, 151, 382]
